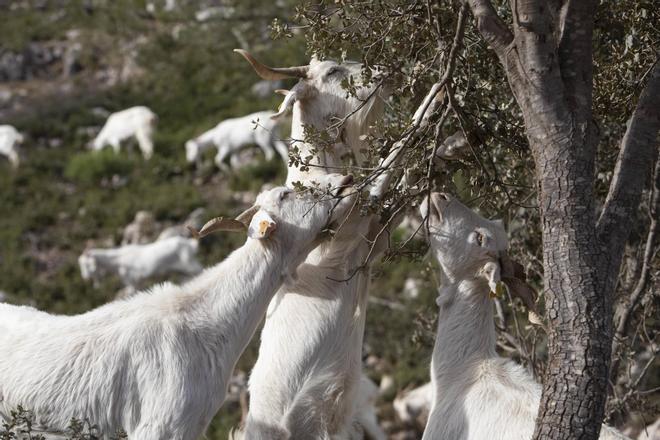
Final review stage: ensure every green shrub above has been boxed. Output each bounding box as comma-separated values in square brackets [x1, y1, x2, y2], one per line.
[65, 151, 134, 185]
[228, 158, 287, 192]
[0, 405, 127, 440]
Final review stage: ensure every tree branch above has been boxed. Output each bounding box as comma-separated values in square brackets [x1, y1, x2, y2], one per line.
[597, 60, 660, 249]
[609, 156, 659, 382]
[557, 0, 597, 115]
[508, 0, 565, 99]
[465, 0, 513, 59]
[369, 3, 468, 200]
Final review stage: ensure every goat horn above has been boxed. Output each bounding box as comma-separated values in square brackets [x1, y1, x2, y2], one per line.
[234, 49, 309, 80]
[271, 90, 297, 119]
[274, 89, 290, 96]
[235, 205, 261, 225]
[188, 217, 247, 239]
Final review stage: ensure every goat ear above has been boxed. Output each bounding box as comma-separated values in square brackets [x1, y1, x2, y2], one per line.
[499, 253, 543, 326]
[247, 210, 277, 240]
[501, 277, 543, 327]
[271, 90, 297, 119]
[479, 261, 502, 297]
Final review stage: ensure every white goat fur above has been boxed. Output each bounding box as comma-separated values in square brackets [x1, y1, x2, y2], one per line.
[0, 178, 354, 439]
[0, 125, 24, 168]
[277, 60, 385, 186]
[185, 111, 288, 169]
[78, 236, 202, 288]
[92, 106, 157, 159]
[420, 193, 629, 440]
[239, 55, 389, 440]
[244, 211, 388, 440]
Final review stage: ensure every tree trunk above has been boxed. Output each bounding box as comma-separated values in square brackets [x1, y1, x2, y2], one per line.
[464, 0, 660, 438]
[521, 94, 610, 440]
[531, 129, 611, 440]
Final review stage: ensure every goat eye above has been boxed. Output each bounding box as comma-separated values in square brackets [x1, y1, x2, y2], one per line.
[475, 231, 484, 246]
[325, 67, 342, 78]
[279, 190, 293, 201]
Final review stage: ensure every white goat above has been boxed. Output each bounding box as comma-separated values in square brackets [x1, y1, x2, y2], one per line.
[0, 175, 355, 440]
[243, 210, 388, 440]
[0, 125, 24, 168]
[420, 192, 629, 440]
[91, 106, 157, 159]
[185, 111, 288, 170]
[393, 382, 432, 427]
[121, 210, 157, 245]
[79, 236, 202, 288]
[235, 50, 386, 185]
[236, 50, 389, 440]
[637, 417, 660, 440]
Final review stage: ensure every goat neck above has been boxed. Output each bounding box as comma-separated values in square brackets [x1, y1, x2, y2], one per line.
[432, 278, 498, 382]
[286, 107, 343, 186]
[181, 237, 287, 364]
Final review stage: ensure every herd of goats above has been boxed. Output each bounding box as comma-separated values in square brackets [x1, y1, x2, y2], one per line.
[0, 50, 632, 440]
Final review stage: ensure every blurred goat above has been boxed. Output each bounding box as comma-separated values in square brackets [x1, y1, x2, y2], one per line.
[393, 382, 432, 428]
[157, 207, 207, 241]
[122, 210, 157, 245]
[91, 106, 157, 159]
[0, 125, 24, 168]
[79, 236, 202, 288]
[185, 111, 288, 170]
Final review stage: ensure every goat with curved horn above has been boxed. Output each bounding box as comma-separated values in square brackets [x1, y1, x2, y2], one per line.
[234, 49, 309, 80]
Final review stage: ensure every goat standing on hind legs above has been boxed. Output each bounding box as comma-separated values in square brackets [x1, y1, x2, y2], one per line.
[420, 192, 629, 440]
[235, 50, 391, 440]
[0, 175, 355, 440]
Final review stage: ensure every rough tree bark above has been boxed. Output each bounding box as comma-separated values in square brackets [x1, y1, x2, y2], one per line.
[464, 0, 660, 438]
